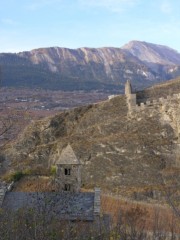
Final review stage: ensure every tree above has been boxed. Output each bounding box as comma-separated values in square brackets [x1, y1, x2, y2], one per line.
[161, 173, 180, 219]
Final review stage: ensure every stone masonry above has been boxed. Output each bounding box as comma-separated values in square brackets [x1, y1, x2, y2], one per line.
[124, 80, 180, 167]
[54, 144, 81, 192]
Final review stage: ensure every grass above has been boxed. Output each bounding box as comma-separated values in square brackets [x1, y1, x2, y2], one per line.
[101, 194, 180, 233]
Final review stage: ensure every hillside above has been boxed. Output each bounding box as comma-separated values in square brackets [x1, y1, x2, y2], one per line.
[1, 41, 180, 91]
[3, 79, 180, 200]
[137, 76, 180, 101]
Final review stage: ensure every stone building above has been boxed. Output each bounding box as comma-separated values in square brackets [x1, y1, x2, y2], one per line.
[0, 144, 100, 222]
[55, 144, 81, 192]
[0, 144, 101, 222]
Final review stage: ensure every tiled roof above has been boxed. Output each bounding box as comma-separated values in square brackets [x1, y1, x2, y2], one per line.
[56, 144, 80, 165]
[2, 192, 95, 221]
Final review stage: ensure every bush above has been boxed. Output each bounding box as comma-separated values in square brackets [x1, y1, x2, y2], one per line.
[50, 165, 57, 176]
[2, 168, 32, 182]
[11, 171, 24, 182]
[23, 169, 32, 175]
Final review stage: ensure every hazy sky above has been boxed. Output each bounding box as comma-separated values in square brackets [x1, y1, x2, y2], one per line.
[1, 0, 180, 53]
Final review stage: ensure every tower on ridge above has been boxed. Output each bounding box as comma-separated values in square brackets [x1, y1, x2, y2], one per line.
[125, 79, 132, 96]
[125, 80, 136, 110]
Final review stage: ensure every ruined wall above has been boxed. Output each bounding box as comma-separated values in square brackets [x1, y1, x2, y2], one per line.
[134, 93, 180, 111]
[127, 92, 180, 167]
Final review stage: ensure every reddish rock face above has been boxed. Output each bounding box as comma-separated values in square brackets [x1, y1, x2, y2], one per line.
[1, 41, 180, 91]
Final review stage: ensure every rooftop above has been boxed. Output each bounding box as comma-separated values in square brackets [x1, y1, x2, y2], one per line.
[56, 144, 81, 165]
[2, 191, 95, 221]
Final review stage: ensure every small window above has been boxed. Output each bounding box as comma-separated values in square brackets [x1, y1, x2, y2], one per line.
[64, 184, 71, 191]
[65, 168, 71, 175]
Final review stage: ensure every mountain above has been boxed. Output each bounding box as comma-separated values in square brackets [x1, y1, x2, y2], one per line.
[3, 78, 180, 199]
[1, 41, 180, 91]
[122, 40, 180, 65]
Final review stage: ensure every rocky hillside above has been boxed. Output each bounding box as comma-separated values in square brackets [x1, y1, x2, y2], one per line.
[122, 40, 180, 65]
[1, 41, 180, 91]
[137, 76, 180, 101]
[3, 78, 180, 200]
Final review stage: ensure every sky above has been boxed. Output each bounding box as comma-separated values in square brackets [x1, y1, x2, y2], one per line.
[0, 0, 180, 53]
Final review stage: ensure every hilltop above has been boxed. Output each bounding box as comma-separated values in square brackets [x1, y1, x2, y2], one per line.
[2, 78, 180, 201]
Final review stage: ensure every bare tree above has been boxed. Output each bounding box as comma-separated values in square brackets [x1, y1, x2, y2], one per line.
[160, 173, 180, 219]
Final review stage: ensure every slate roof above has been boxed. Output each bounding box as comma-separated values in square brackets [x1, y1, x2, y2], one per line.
[2, 192, 95, 221]
[56, 144, 80, 165]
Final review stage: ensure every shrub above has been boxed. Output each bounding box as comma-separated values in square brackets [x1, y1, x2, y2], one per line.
[11, 171, 24, 182]
[50, 165, 57, 176]
[23, 169, 32, 175]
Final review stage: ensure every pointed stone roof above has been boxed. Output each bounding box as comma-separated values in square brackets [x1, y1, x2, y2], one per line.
[56, 144, 80, 165]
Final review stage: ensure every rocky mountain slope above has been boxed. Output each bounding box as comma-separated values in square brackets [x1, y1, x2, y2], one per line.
[3, 78, 180, 200]
[122, 40, 180, 65]
[1, 41, 180, 91]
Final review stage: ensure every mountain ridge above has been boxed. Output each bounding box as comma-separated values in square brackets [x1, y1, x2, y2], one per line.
[1, 40, 180, 91]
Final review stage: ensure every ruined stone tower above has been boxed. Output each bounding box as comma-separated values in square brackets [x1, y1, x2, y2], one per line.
[125, 79, 132, 95]
[55, 144, 81, 192]
[125, 80, 136, 111]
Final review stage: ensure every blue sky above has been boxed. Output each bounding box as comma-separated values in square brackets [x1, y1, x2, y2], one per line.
[1, 0, 180, 53]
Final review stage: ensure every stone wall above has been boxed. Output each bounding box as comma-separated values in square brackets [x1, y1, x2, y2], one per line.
[130, 93, 180, 112]
[94, 188, 101, 216]
[0, 181, 14, 207]
[0, 186, 6, 207]
[126, 92, 180, 167]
